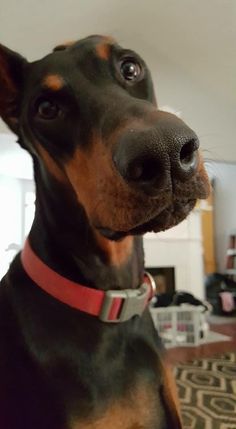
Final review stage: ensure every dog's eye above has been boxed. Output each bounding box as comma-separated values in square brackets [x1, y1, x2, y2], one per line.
[37, 100, 60, 120]
[120, 59, 141, 81]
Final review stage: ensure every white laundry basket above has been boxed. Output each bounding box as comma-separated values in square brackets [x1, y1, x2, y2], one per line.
[150, 305, 208, 347]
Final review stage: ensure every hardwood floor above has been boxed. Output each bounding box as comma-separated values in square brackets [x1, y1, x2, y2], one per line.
[167, 322, 236, 365]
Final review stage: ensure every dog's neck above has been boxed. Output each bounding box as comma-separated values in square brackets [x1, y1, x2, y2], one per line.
[27, 160, 144, 291]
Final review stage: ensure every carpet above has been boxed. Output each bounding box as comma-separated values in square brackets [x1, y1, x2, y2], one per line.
[175, 352, 236, 429]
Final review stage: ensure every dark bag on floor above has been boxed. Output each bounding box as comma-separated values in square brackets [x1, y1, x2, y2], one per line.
[205, 273, 236, 315]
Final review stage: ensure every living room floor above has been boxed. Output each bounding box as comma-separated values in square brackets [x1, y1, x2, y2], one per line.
[167, 317, 236, 364]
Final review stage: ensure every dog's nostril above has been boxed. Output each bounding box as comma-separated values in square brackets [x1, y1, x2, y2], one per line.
[179, 138, 199, 171]
[128, 158, 160, 183]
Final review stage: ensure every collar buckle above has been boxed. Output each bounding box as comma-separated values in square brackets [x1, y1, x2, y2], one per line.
[99, 282, 150, 323]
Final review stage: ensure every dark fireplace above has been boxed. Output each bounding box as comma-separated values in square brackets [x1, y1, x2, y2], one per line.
[146, 267, 175, 294]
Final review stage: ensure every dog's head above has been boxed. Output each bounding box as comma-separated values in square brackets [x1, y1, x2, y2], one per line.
[0, 36, 195, 428]
[0, 35, 210, 239]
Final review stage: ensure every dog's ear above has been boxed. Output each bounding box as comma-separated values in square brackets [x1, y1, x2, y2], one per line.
[0, 44, 28, 133]
[161, 363, 183, 428]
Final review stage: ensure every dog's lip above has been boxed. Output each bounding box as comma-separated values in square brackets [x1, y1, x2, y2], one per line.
[97, 198, 196, 240]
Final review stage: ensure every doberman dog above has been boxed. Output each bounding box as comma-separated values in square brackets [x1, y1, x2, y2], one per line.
[0, 35, 210, 429]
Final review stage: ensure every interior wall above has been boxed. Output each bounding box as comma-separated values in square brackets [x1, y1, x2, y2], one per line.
[210, 162, 236, 273]
[0, 176, 22, 278]
[145, 54, 235, 164]
[0, 134, 33, 179]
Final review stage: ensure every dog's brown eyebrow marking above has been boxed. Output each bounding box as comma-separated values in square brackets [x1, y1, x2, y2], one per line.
[96, 41, 113, 60]
[42, 74, 64, 91]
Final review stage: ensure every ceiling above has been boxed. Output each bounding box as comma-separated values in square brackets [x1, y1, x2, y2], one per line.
[0, 0, 235, 163]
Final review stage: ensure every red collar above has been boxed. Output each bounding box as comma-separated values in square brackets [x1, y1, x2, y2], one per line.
[21, 239, 156, 323]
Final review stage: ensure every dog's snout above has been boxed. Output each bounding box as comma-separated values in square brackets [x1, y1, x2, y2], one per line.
[113, 129, 168, 196]
[113, 113, 199, 196]
[179, 138, 199, 172]
[127, 157, 163, 183]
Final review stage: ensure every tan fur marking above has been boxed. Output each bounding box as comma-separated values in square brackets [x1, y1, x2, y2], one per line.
[63, 131, 141, 233]
[94, 231, 133, 266]
[96, 43, 111, 60]
[63, 134, 140, 233]
[70, 381, 162, 429]
[161, 362, 183, 428]
[35, 144, 68, 183]
[64, 145, 96, 212]
[43, 74, 64, 91]
[64, 136, 119, 226]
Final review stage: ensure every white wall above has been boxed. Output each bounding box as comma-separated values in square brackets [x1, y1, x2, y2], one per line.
[0, 134, 33, 179]
[0, 134, 34, 279]
[145, 54, 235, 164]
[0, 176, 22, 278]
[211, 162, 236, 273]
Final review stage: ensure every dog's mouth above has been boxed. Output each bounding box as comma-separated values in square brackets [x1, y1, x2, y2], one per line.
[97, 198, 196, 240]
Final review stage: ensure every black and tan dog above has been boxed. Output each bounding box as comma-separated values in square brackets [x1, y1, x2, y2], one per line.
[0, 35, 209, 429]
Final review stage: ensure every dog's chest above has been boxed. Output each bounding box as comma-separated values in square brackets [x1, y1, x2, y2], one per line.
[69, 379, 166, 429]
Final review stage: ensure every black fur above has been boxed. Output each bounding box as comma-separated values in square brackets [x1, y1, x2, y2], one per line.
[0, 35, 209, 429]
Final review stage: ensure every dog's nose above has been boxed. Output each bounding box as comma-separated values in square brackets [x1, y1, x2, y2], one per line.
[113, 112, 199, 196]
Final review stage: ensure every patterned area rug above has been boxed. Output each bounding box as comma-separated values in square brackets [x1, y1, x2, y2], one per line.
[175, 353, 236, 429]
